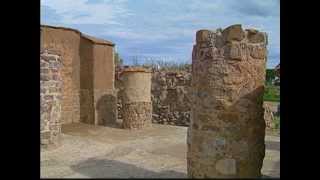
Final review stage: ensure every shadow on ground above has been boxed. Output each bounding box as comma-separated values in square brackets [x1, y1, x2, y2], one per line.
[70, 158, 187, 178]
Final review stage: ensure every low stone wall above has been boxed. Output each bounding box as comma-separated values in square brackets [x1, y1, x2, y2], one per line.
[151, 70, 192, 126]
[40, 49, 63, 148]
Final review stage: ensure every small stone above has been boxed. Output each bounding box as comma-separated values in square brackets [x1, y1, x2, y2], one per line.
[246, 29, 266, 44]
[41, 54, 59, 62]
[41, 61, 49, 68]
[196, 30, 211, 43]
[41, 75, 50, 81]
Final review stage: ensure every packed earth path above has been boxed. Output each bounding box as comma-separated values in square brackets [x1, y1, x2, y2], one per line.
[41, 122, 279, 178]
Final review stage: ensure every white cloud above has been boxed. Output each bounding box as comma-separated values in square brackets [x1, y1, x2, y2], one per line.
[41, 0, 280, 67]
[41, 0, 132, 25]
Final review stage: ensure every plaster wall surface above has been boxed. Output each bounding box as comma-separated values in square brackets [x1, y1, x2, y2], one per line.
[41, 27, 81, 124]
[121, 70, 152, 104]
[41, 25, 115, 125]
[93, 44, 117, 126]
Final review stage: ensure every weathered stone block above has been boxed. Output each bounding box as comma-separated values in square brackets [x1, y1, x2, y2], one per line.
[196, 29, 211, 43]
[246, 29, 266, 44]
[222, 24, 245, 42]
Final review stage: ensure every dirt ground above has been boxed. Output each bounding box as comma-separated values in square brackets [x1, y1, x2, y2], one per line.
[41, 123, 280, 178]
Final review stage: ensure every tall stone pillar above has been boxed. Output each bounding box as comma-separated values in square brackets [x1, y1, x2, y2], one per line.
[187, 24, 267, 178]
[120, 67, 152, 129]
[40, 49, 63, 149]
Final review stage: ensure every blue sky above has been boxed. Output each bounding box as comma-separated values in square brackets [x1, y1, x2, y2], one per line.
[41, 0, 280, 68]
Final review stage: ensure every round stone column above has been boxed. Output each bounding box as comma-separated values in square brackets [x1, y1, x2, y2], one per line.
[120, 67, 152, 129]
[187, 24, 267, 178]
[41, 49, 63, 149]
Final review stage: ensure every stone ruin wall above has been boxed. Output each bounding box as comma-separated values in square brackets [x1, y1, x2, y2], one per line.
[40, 49, 63, 148]
[116, 68, 191, 126]
[187, 24, 267, 178]
[41, 25, 116, 126]
[41, 26, 81, 125]
[151, 69, 192, 126]
[117, 67, 273, 129]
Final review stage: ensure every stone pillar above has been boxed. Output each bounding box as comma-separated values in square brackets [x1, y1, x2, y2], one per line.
[187, 24, 267, 178]
[120, 67, 152, 129]
[40, 49, 63, 149]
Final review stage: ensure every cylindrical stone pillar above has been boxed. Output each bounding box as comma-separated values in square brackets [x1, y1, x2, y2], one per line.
[187, 24, 267, 178]
[120, 67, 152, 129]
[40, 49, 63, 149]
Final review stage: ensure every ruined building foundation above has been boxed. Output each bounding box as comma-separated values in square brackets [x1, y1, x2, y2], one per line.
[187, 24, 267, 178]
[41, 49, 63, 148]
[120, 67, 152, 129]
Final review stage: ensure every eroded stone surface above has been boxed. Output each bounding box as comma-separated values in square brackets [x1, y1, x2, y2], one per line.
[122, 102, 152, 129]
[188, 24, 267, 178]
[151, 69, 192, 126]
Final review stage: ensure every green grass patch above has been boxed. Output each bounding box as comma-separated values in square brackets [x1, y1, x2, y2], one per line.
[264, 85, 280, 102]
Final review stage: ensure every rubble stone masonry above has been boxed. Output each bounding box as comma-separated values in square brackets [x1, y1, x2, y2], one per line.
[187, 24, 267, 178]
[41, 49, 63, 148]
[151, 70, 191, 126]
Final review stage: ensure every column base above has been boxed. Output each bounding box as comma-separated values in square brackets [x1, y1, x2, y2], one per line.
[122, 102, 152, 130]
